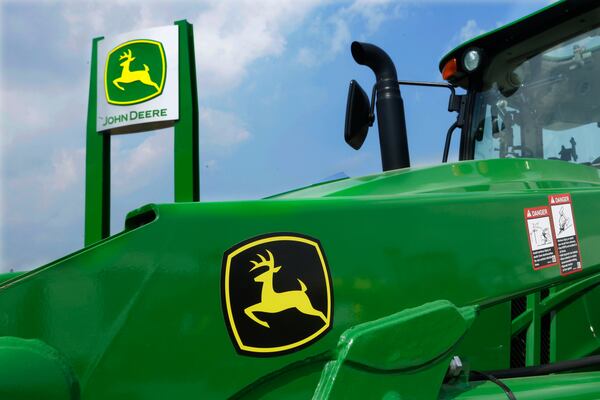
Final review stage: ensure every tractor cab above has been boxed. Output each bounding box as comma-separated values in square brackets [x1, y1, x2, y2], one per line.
[346, 1, 600, 171]
[444, 1, 600, 167]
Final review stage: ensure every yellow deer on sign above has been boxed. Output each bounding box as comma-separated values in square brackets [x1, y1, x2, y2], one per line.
[244, 250, 327, 328]
[112, 49, 160, 92]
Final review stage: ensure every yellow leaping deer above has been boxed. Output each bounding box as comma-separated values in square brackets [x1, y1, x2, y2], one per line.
[112, 49, 160, 92]
[244, 250, 327, 328]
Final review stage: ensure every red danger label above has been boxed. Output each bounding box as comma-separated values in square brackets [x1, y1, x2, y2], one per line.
[548, 193, 582, 275]
[524, 206, 558, 270]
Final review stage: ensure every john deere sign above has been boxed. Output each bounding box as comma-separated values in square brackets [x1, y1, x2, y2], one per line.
[85, 20, 198, 246]
[97, 26, 179, 132]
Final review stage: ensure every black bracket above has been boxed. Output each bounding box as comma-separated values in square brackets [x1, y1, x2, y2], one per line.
[395, 80, 466, 163]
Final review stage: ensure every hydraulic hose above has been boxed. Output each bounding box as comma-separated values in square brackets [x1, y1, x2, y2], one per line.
[470, 354, 600, 381]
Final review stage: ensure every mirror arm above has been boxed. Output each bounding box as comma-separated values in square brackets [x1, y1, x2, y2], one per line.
[369, 84, 377, 126]
[395, 80, 466, 163]
[397, 80, 455, 95]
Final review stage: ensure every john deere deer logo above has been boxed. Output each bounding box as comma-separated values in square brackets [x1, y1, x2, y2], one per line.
[105, 39, 166, 105]
[245, 250, 327, 328]
[113, 49, 160, 92]
[222, 233, 333, 356]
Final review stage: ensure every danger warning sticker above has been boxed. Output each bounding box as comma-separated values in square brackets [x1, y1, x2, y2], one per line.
[525, 206, 558, 270]
[549, 193, 582, 275]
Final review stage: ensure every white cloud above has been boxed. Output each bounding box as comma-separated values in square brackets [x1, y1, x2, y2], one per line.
[346, 0, 402, 34]
[109, 106, 250, 198]
[1, 81, 87, 149]
[296, 47, 319, 68]
[60, 2, 178, 52]
[1, 144, 86, 271]
[328, 15, 352, 55]
[192, 0, 323, 94]
[203, 159, 218, 170]
[111, 129, 173, 196]
[199, 107, 250, 150]
[295, 14, 350, 67]
[458, 19, 485, 43]
[4, 146, 85, 226]
[295, 0, 403, 68]
[445, 0, 553, 53]
[57, 1, 325, 96]
[444, 18, 487, 54]
[49, 148, 84, 192]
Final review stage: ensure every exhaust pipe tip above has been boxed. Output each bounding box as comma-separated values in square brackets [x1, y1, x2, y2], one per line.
[350, 41, 367, 65]
[350, 41, 398, 82]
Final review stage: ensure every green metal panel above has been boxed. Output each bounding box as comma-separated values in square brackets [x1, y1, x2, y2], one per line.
[553, 286, 600, 361]
[454, 302, 511, 371]
[1, 159, 599, 398]
[314, 301, 476, 399]
[526, 292, 542, 366]
[0, 272, 23, 285]
[0, 337, 80, 400]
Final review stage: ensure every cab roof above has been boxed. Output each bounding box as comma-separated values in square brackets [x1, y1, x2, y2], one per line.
[439, 0, 598, 86]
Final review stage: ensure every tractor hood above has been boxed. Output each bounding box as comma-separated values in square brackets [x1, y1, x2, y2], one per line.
[271, 158, 600, 199]
[1, 158, 600, 398]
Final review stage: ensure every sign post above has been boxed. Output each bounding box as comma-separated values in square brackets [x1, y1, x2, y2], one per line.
[174, 20, 199, 203]
[84, 21, 199, 246]
[85, 37, 110, 245]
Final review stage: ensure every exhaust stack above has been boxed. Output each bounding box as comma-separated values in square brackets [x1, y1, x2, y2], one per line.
[351, 42, 410, 170]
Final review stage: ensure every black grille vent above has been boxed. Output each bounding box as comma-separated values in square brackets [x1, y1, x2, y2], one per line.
[510, 329, 527, 368]
[511, 296, 527, 320]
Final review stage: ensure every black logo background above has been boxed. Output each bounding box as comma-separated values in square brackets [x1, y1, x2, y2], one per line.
[222, 233, 332, 355]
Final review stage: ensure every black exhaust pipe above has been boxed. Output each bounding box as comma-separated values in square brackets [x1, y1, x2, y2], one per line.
[351, 42, 410, 170]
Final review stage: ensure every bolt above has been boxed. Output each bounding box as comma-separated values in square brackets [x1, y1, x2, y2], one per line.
[448, 356, 463, 378]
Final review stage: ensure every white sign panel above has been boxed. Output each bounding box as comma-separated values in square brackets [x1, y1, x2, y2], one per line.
[97, 25, 179, 132]
[548, 193, 582, 275]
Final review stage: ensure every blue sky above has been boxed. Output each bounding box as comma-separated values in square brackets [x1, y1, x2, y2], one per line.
[0, 0, 553, 272]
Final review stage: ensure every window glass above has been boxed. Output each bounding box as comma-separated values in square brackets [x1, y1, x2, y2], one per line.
[472, 26, 600, 166]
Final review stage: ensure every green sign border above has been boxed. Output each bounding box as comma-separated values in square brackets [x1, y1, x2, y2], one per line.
[104, 39, 166, 105]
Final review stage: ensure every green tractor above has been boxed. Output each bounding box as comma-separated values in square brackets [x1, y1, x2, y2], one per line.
[1, 1, 599, 399]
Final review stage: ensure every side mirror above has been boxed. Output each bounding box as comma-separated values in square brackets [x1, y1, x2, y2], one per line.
[344, 80, 373, 150]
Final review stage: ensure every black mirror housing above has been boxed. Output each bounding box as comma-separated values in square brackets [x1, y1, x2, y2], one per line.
[344, 80, 372, 150]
